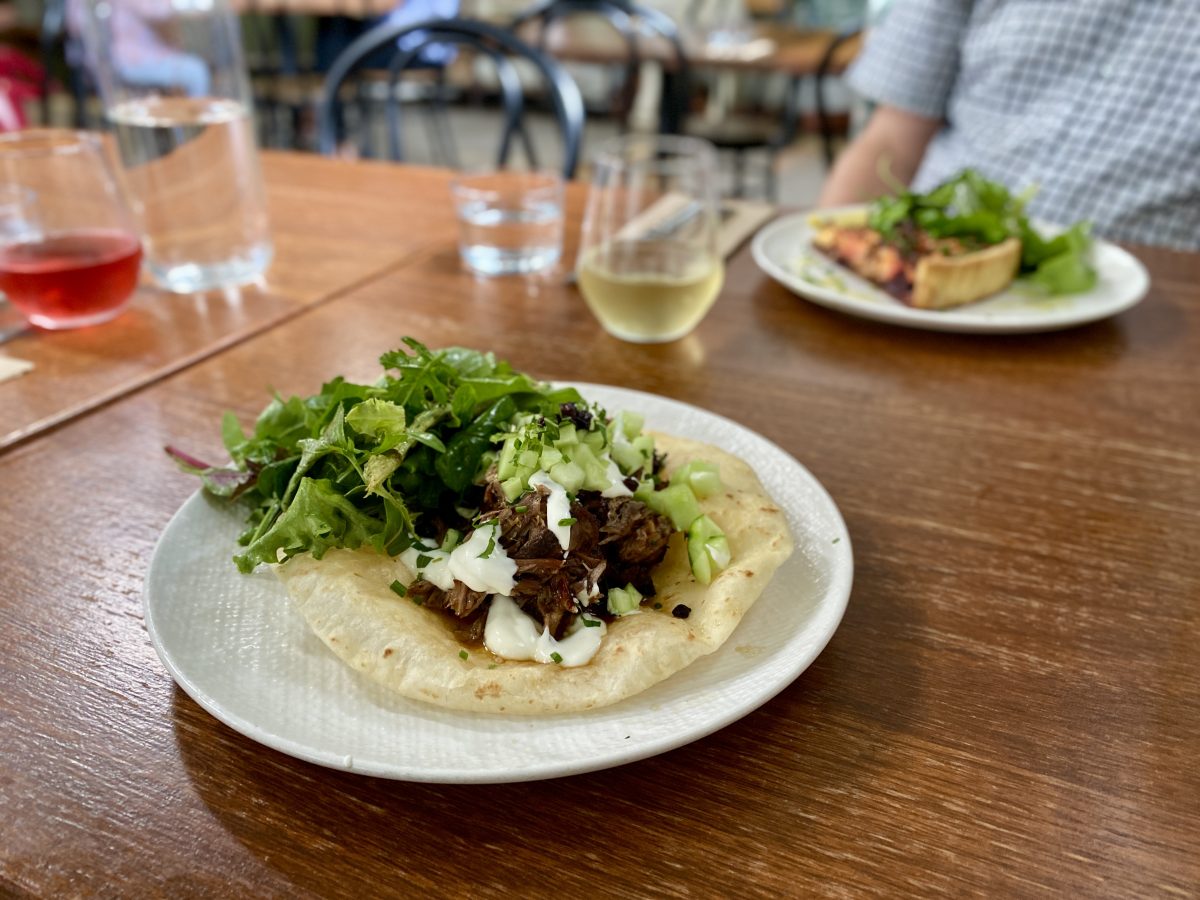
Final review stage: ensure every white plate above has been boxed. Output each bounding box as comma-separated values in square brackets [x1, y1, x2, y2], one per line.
[144, 384, 853, 783]
[751, 208, 1150, 334]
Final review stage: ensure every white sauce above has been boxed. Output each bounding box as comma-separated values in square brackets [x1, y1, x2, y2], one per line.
[399, 545, 453, 590]
[527, 471, 571, 556]
[447, 521, 516, 595]
[484, 594, 606, 666]
[400, 521, 516, 596]
[601, 458, 633, 498]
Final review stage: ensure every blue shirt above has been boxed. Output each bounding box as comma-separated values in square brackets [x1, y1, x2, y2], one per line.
[847, 0, 1200, 249]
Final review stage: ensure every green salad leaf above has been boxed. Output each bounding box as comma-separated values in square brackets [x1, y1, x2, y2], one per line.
[867, 169, 1098, 295]
[168, 339, 586, 573]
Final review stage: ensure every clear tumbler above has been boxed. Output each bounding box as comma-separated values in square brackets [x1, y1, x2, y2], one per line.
[77, 0, 273, 293]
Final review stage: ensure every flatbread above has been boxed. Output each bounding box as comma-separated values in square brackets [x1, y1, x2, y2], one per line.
[276, 433, 794, 714]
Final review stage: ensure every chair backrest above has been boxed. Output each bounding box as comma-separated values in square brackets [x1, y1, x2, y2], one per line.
[317, 17, 585, 178]
[510, 0, 690, 134]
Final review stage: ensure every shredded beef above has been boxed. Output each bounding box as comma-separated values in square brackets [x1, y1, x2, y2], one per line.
[479, 485, 606, 637]
[406, 579, 489, 618]
[580, 493, 674, 596]
[412, 472, 674, 638]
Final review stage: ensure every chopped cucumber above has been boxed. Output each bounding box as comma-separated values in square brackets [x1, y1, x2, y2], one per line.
[581, 429, 606, 452]
[501, 475, 526, 502]
[549, 460, 585, 493]
[440, 528, 462, 552]
[671, 460, 722, 499]
[539, 446, 564, 469]
[610, 441, 645, 475]
[607, 583, 644, 616]
[497, 438, 518, 480]
[620, 411, 644, 441]
[687, 515, 730, 585]
[556, 422, 578, 445]
[643, 482, 702, 531]
[632, 434, 655, 459]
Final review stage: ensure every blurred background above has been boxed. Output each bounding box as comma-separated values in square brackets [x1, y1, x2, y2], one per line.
[0, 0, 871, 203]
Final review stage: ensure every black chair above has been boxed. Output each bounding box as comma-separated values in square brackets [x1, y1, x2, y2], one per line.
[510, 0, 690, 136]
[813, 25, 862, 167]
[317, 17, 585, 178]
[510, 0, 790, 198]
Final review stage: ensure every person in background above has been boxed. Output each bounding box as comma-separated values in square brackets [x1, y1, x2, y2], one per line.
[66, 0, 210, 97]
[818, 0, 1200, 250]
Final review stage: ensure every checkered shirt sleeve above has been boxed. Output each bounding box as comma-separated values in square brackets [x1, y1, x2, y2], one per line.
[846, 0, 973, 120]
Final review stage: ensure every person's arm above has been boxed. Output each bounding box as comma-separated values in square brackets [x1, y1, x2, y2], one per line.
[817, 105, 941, 207]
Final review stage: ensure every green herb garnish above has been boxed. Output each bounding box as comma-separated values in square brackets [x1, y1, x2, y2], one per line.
[550, 652, 563, 664]
[389, 579, 407, 597]
[558, 517, 577, 527]
[477, 528, 496, 559]
[167, 337, 593, 574]
[459, 650, 468, 660]
[868, 169, 1097, 296]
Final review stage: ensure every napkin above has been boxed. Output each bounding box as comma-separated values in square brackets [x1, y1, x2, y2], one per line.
[616, 192, 776, 260]
[0, 354, 34, 382]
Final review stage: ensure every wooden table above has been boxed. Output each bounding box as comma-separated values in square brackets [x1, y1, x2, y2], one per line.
[532, 21, 862, 77]
[2, 158, 1198, 896]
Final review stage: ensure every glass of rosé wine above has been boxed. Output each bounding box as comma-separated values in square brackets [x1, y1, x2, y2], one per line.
[0, 131, 142, 330]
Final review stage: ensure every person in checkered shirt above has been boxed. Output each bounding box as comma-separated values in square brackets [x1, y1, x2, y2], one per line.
[818, 0, 1200, 250]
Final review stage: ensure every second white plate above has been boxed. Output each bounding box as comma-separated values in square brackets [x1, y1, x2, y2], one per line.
[144, 384, 853, 783]
[752, 209, 1150, 334]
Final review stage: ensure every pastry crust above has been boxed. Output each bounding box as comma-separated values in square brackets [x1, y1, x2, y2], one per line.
[911, 237, 1021, 309]
[812, 218, 1022, 310]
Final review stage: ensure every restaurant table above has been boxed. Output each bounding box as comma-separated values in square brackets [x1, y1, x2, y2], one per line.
[2, 160, 1198, 896]
[0, 152, 461, 451]
[532, 21, 862, 78]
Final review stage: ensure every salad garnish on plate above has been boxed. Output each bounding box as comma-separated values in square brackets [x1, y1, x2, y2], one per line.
[812, 170, 1099, 309]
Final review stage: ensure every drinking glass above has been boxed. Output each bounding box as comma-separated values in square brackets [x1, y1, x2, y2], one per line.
[451, 171, 564, 276]
[78, 0, 272, 293]
[0, 131, 142, 330]
[576, 134, 724, 343]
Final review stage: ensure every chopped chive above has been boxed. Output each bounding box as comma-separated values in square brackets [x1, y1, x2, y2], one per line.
[411, 595, 425, 606]
[558, 517, 577, 527]
[389, 580, 407, 597]
[515, 505, 528, 514]
[459, 650, 468, 660]
[582, 618, 601, 628]
[832, 537, 841, 544]
[415, 554, 433, 569]
[488, 663, 498, 670]
[550, 652, 563, 664]
[478, 527, 496, 559]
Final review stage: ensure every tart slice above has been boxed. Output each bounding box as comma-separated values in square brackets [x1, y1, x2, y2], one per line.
[812, 212, 1021, 310]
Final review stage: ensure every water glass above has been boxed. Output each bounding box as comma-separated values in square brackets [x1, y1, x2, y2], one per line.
[451, 171, 564, 276]
[78, 0, 272, 293]
[576, 134, 724, 343]
[0, 131, 142, 330]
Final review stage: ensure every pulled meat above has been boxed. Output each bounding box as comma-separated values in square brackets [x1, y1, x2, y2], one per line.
[481, 485, 606, 638]
[406, 580, 489, 645]
[408, 472, 674, 639]
[580, 493, 674, 596]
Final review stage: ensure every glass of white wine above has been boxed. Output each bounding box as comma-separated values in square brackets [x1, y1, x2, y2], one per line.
[576, 134, 724, 343]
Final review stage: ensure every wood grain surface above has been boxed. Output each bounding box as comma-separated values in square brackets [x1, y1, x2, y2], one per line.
[0, 153, 458, 450]
[1, 176, 1198, 897]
